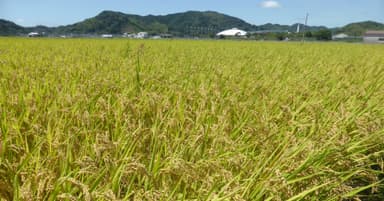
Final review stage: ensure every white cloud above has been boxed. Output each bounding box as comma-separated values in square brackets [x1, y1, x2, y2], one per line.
[260, 0, 281, 8]
[16, 18, 25, 23]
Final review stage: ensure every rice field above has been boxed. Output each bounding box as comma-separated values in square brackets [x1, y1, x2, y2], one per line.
[0, 38, 383, 200]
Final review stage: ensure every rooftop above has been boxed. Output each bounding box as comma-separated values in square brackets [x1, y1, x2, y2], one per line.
[364, 30, 384, 37]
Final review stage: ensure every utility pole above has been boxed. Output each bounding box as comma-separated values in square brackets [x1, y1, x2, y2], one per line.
[301, 13, 309, 42]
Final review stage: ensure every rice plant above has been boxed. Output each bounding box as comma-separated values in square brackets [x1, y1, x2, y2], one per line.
[0, 38, 383, 200]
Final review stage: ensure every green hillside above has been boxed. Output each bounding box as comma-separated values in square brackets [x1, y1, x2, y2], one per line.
[1, 11, 383, 37]
[53, 10, 255, 36]
[334, 21, 384, 36]
[0, 19, 24, 35]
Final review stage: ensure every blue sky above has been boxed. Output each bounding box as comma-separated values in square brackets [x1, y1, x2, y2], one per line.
[0, 0, 383, 27]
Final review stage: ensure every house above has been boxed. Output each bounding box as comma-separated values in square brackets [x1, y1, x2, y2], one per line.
[28, 32, 40, 37]
[136, 32, 148, 39]
[332, 33, 349, 40]
[151, 35, 161, 39]
[363, 31, 384, 44]
[216, 28, 247, 37]
[101, 34, 113, 38]
[123, 33, 135, 38]
[160, 33, 172, 38]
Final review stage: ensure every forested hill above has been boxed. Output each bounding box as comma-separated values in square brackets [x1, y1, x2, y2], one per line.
[332, 21, 384, 36]
[0, 11, 256, 36]
[0, 19, 24, 35]
[53, 10, 256, 35]
[1, 10, 383, 36]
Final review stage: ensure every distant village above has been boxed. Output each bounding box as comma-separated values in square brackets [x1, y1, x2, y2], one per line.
[27, 31, 169, 39]
[26, 28, 384, 44]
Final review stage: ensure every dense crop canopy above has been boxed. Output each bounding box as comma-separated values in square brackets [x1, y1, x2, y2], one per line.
[0, 38, 383, 200]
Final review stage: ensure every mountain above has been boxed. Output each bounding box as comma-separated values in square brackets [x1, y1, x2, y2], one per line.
[53, 11, 331, 35]
[51, 10, 256, 36]
[0, 19, 25, 35]
[333, 21, 384, 36]
[54, 11, 146, 34]
[155, 11, 256, 35]
[1, 11, 383, 37]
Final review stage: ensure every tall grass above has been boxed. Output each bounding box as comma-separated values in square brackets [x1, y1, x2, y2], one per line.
[0, 38, 383, 200]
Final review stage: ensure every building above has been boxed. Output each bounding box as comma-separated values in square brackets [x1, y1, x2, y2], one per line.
[363, 30, 384, 44]
[28, 32, 40, 37]
[216, 28, 247, 37]
[122, 33, 134, 38]
[160, 33, 172, 38]
[101, 34, 113, 38]
[136, 32, 148, 39]
[151, 35, 161, 39]
[123, 32, 150, 39]
[332, 33, 349, 40]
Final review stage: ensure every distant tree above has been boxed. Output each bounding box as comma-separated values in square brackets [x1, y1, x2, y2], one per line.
[305, 31, 313, 38]
[314, 29, 332, 41]
[149, 22, 168, 34]
[207, 32, 215, 38]
[276, 33, 286, 41]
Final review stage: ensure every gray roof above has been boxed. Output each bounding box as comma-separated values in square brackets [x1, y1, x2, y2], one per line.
[364, 30, 384, 37]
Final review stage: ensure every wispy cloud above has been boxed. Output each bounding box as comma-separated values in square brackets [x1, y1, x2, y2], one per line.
[260, 0, 281, 8]
[16, 18, 25, 23]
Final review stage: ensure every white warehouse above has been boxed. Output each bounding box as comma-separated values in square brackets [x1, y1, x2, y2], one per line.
[216, 28, 247, 37]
